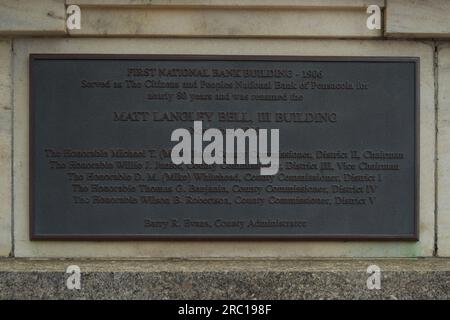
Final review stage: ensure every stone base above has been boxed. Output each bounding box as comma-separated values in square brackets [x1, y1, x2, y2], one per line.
[0, 258, 449, 299]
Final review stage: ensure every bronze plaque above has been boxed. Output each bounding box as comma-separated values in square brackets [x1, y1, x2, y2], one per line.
[29, 54, 419, 240]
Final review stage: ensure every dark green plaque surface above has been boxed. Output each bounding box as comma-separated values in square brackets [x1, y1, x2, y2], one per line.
[29, 55, 419, 240]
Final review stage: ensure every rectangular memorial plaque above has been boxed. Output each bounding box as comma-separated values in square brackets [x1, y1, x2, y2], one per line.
[29, 54, 419, 240]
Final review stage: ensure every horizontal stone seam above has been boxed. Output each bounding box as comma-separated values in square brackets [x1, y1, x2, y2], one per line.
[0, 272, 448, 274]
[65, 2, 386, 10]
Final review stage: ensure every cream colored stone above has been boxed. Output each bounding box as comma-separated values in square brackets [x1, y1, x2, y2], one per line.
[438, 44, 450, 256]
[13, 38, 434, 258]
[67, 0, 384, 8]
[68, 7, 381, 38]
[0, 0, 65, 36]
[0, 39, 12, 257]
[386, 0, 450, 38]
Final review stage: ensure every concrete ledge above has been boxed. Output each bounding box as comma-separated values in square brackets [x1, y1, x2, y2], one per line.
[385, 0, 450, 38]
[0, 0, 383, 38]
[0, 258, 449, 299]
[0, 0, 66, 36]
[67, 6, 381, 38]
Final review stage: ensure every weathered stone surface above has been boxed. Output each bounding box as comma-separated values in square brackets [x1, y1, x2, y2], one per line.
[12, 38, 434, 258]
[0, 258, 449, 299]
[438, 44, 450, 257]
[0, 0, 65, 36]
[386, 0, 450, 38]
[0, 40, 11, 257]
[67, 6, 381, 38]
